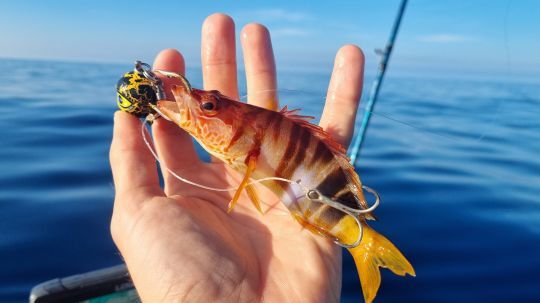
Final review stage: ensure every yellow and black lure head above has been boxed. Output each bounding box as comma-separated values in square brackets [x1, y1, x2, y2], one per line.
[116, 71, 157, 117]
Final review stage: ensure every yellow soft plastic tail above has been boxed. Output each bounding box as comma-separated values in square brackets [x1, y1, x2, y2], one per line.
[348, 226, 415, 303]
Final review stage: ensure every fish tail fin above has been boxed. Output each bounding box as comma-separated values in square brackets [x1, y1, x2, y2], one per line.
[348, 226, 415, 303]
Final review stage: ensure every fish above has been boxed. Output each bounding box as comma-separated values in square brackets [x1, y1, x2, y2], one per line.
[156, 81, 415, 303]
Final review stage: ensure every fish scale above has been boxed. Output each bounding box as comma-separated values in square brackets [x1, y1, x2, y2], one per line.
[153, 78, 415, 303]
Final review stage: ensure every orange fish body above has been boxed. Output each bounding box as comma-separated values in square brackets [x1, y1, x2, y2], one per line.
[158, 84, 414, 303]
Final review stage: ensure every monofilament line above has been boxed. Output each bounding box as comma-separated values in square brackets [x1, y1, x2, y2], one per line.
[140, 114, 305, 192]
[139, 113, 380, 248]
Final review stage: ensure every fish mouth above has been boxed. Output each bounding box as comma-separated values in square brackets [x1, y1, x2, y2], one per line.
[156, 81, 194, 125]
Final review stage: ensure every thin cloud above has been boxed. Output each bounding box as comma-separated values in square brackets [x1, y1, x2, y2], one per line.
[271, 27, 312, 38]
[236, 8, 311, 23]
[417, 34, 473, 43]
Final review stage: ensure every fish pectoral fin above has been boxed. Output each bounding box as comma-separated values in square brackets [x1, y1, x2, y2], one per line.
[227, 155, 258, 213]
[245, 184, 263, 214]
[348, 226, 415, 303]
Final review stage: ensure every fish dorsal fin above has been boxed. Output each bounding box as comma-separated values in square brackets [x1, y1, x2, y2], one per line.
[279, 106, 373, 218]
[279, 105, 347, 156]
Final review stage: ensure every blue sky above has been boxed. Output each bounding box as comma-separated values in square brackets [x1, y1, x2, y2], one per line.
[0, 0, 538, 79]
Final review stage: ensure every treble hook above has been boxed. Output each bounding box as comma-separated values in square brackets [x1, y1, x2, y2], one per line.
[304, 185, 380, 248]
[132, 61, 192, 122]
[134, 61, 167, 101]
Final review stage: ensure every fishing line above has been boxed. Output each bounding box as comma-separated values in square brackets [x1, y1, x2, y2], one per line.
[146, 100, 374, 205]
[242, 77, 506, 145]
[131, 62, 378, 248]
[140, 113, 299, 192]
[241, 88, 463, 142]
[141, 110, 379, 214]
[130, 64, 304, 193]
[140, 111, 378, 247]
[127, 64, 350, 198]
[240, 88, 459, 141]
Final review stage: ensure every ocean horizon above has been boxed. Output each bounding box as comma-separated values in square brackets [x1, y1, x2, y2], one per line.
[1, 57, 539, 302]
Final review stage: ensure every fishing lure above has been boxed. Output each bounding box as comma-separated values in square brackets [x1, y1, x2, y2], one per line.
[116, 62, 415, 303]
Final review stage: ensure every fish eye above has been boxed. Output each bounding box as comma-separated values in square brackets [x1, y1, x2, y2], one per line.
[201, 101, 215, 111]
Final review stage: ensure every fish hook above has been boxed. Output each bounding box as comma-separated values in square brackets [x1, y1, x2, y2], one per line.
[304, 185, 381, 248]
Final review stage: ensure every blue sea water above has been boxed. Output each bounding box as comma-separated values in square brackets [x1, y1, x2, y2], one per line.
[0, 58, 539, 302]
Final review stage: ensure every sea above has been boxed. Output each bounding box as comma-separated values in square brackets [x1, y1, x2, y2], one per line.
[1, 58, 539, 302]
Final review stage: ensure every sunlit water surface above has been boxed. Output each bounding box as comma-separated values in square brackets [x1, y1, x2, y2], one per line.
[1, 59, 539, 302]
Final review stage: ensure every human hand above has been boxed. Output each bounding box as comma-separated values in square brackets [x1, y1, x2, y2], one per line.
[110, 13, 364, 303]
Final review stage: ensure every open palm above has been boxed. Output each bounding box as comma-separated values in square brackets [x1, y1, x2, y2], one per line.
[110, 14, 365, 303]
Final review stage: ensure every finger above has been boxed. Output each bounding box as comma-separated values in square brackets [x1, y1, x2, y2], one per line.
[152, 49, 200, 195]
[241, 23, 278, 110]
[201, 14, 238, 163]
[201, 13, 239, 99]
[110, 111, 162, 204]
[320, 45, 365, 148]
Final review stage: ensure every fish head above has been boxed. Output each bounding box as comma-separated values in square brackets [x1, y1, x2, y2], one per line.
[157, 84, 252, 159]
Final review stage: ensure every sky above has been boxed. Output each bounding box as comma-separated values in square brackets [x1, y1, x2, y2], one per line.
[0, 0, 538, 79]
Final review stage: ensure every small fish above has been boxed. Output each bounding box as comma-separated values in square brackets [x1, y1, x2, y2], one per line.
[157, 82, 415, 303]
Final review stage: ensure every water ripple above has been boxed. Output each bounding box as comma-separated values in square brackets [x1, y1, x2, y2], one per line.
[1, 59, 539, 302]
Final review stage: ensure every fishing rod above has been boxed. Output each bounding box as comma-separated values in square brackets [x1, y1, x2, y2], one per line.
[348, 0, 408, 165]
